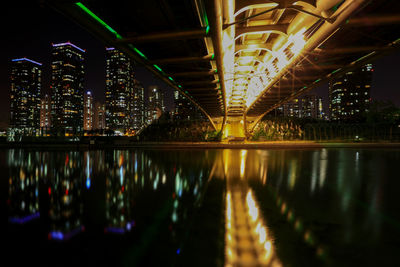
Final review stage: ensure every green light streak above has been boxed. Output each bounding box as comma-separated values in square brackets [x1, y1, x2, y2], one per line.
[168, 76, 174, 81]
[331, 68, 341, 74]
[303, 86, 307, 89]
[203, 12, 209, 28]
[211, 54, 215, 60]
[178, 85, 182, 88]
[75, 2, 122, 39]
[127, 44, 148, 60]
[205, 25, 210, 34]
[314, 78, 321, 83]
[153, 64, 163, 72]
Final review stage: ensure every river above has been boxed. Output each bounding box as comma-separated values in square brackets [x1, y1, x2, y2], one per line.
[1, 148, 399, 266]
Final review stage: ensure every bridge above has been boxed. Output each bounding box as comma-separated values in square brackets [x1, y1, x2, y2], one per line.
[47, 0, 400, 138]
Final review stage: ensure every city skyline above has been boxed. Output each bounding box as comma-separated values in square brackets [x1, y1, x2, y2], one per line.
[1, 3, 400, 129]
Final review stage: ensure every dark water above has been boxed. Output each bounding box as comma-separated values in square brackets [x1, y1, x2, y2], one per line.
[1, 148, 399, 266]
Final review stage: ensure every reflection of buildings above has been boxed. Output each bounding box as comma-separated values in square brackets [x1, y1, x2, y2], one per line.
[10, 58, 42, 135]
[84, 91, 94, 131]
[7, 150, 40, 224]
[40, 94, 51, 134]
[105, 47, 133, 133]
[105, 151, 134, 234]
[47, 152, 84, 240]
[329, 64, 373, 121]
[146, 86, 164, 124]
[51, 42, 85, 135]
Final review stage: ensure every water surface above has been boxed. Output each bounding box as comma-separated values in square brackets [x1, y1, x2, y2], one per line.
[1, 148, 399, 266]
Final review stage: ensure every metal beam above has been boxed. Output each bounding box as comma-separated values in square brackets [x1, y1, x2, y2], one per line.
[235, 43, 273, 52]
[118, 28, 207, 43]
[181, 80, 219, 86]
[187, 87, 219, 91]
[348, 15, 400, 27]
[235, 24, 289, 39]
[170, 70, 216, 77]
[318, 46, 393, 54]
[150, 55, 214, 65]
[246, 0, 367, 131]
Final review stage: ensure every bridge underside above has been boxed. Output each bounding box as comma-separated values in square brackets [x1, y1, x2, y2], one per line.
[48, 0, 400, 137]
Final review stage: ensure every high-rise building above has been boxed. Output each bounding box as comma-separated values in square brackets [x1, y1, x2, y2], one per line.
[94, 102, 106, 130]
[10, 58, 42, 135]
[40, 94, 51, 133]
[105, 47, 133, 133]
[131, 79, 145, 132]
[283, 98, 301, 118]
[329, 64, 373, 121]
[84, 91, 93, 131]
[50, 42, 85, 135]
[301, 95, 323, 119]
[147, 86, 164, 124]
[173, 89, 199, 121]
[279, 95, 324, 119]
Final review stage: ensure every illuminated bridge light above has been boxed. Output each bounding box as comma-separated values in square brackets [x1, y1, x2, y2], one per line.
[153, 64, 164, 73]
[75, 2, 122, 39]
[228, 26, 308, 113]
[127, 44, 148, 60]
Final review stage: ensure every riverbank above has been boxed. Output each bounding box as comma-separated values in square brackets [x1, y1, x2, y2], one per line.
[2, 140, 400, 149]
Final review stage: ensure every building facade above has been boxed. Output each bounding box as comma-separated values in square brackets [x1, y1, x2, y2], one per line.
[329, 64, 373, 121]
[40, 94, 51, 134]
[173, 89, 201, 121]
[105, 47, 133, 133]
[131, 79, 145, 132]
[50, 42, 85, 135]
[301, 95, 323, 119]
[283, 98, 301, 118]
[83, 91, 93, 131]
[94, 102, 106, 131]
[146, 86, 165, 124]
[10, 58, 42, 135]
[279, 94, 324, 119]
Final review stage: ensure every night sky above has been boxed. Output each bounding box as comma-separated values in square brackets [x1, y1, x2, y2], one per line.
[1, 2, 399, 128]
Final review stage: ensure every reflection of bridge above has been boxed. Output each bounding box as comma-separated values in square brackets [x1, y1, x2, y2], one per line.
[48, 0, 400, 138]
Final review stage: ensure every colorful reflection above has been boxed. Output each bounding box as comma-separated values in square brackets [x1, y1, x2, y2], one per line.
[7, 150, 40, 224]
[47, 151, 84, 240]
[104, 151, 135, 234]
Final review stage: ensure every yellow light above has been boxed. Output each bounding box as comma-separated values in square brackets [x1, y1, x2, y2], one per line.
[246, 190, 259, 222]
[237, 56, 254, 65]
[240, 150, 247, 178]
[258, 226, 267, 243]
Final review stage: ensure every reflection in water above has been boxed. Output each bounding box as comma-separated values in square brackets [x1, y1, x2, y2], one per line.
[48, 152, 84, 240]
[217, 150, 282, 267]
[105, 151, 134, 234]
[5, 148, 215, 267]
[3, 148, 400, 266]
[7, 150, 40, 224]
